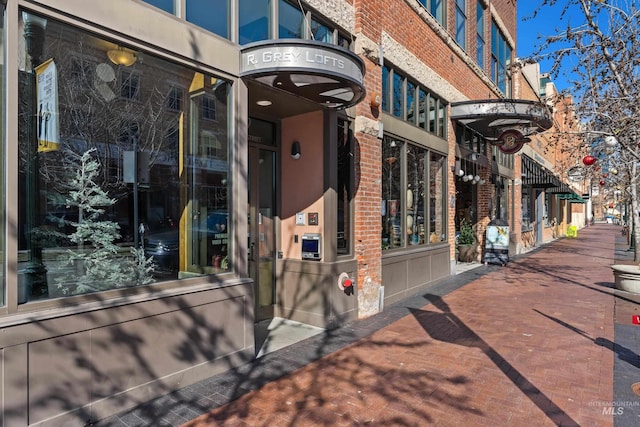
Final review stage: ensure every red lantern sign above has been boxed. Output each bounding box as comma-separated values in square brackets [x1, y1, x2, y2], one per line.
[582, 155, 597, 166]
[600, 180, 606, 186]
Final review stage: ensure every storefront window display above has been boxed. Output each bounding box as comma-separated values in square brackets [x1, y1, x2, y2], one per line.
[429, 153, 446, 241]
[382, 138, 403, 249]
[382, 136, 446, 250]
[18, 11, 231, 302]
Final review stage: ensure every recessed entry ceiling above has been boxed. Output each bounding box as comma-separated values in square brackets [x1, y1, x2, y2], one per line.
[247, 79, 322, 119]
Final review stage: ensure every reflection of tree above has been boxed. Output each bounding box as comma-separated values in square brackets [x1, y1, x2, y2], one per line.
[50, 149, 154, 295]
[20, 33, 182, 202]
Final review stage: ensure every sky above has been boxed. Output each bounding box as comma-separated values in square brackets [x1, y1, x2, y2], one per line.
[516, 1, 582, 92]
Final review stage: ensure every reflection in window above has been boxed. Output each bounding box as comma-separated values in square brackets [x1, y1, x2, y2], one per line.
[186, 0, 229, 39]
[491, 21, 512, 95]
[17, 12, 231, 303]
[382, 65, 390, 112]
[418, 88, 427, 129]
[0, 3, 4, 306]
[392, 72, 404, 118]
[120, 70, 140, 100]
[382, 138, 403, 250]
[406, 80, 416, 125]
[418, 0, 445, 26]
[311, 18, 332, 43]
[476, 2, 485, 68]
[407, 145, 426, 245]
[279, 0, 304, 39]
[239, 0, 269, 45]
[337, 119, 352, 255]
[429, 153, 446, 241]
[143, 0, 175, 14]
[455, 0, 466, 49]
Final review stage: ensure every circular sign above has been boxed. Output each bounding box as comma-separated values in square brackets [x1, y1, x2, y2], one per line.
[497, 130, 526, 154]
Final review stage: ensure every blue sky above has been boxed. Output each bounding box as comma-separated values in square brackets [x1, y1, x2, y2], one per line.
[516, 2, 580, 92]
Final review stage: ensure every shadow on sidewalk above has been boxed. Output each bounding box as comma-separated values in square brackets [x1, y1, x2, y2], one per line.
[410, 294, 580, 427]
[533, 309, 640, 370]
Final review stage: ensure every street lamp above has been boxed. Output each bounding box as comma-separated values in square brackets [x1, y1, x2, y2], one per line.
[23, 11, 48, 299]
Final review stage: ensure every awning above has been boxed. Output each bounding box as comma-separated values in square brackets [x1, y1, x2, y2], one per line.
[521, 155, 561, 188]
[240, 39, 366, 110]
[450, 99, 553, 140]
[557, 193, 586, 203]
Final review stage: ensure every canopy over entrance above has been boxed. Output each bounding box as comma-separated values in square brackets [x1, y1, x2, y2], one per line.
[241, 39, 366, 111]
[451, 99, 553, 140]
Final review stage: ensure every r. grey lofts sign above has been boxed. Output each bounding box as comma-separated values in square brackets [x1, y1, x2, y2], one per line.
[240, 40, 366, 109]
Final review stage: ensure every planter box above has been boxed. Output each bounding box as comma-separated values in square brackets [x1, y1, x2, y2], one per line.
[612, 264, 640, 293]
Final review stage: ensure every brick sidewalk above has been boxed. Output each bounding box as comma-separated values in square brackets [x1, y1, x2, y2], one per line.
[99, 224, 640, 426]
[180, 225, 629, 427]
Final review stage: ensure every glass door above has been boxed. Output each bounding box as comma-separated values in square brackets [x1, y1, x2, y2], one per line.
[248, 145, 276, 321]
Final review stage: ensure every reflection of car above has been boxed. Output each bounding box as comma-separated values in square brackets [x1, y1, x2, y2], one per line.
[143, 212, 228, 270]
[144, 229, 179, 270]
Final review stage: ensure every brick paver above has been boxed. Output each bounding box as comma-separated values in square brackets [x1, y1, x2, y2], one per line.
[182, 225, 623, 426]
[97, 224, 640, 426]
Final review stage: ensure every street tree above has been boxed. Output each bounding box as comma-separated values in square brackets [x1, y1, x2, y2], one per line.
[525, 0, 640, 260]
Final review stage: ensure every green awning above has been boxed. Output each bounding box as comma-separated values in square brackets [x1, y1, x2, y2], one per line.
[557, 193, 585, 203]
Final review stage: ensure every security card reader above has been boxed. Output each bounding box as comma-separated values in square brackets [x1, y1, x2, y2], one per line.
[301, 233, 322, 260]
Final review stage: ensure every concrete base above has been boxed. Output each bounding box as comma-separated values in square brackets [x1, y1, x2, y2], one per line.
[611, 264, 640, 293]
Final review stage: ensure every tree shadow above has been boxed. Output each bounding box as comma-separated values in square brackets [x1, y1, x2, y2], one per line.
[408, 293, 580, 427]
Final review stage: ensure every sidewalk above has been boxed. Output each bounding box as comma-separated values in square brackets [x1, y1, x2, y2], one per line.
[97, 224, 640, 426]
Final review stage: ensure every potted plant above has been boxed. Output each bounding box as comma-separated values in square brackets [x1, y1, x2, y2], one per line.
[457, 219, 476, 262]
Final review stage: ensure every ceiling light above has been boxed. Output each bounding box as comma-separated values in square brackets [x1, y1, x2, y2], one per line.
[107, 47, 137, 67]
[256, 100, 272, 107]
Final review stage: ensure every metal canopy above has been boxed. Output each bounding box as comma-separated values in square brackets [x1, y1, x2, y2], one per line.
[241, 39, 366, 110]
[450, 99, 553, 139]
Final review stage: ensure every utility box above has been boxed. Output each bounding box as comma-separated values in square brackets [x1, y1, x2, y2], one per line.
[484, 219, 509, 266]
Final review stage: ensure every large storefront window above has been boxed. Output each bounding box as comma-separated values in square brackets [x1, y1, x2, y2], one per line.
[382, 138, 403, 249]
[382, 136, 447, 250]
[18, 12, 231, 302]
[430, 153, 446, 241]
[0, 4, 5, 306]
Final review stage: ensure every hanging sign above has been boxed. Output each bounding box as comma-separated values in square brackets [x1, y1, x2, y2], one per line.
[35, 58, 60, 152]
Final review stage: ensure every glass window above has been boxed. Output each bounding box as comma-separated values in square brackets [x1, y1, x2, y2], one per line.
[438, 101, 446, 137]
[476, 2, 485, 68]
[392, 71, 404, 118]
[143, 0, 175, 14]
[406, 80, 416, 125]
[120, 70, 140, 100]
[418, 88, 427, 129]
[186, 0, 229, 39]
[491, 21, 511, 95]
[18, 12, 231, 302]
[429, 153, 446, 242]
[311, 17, 333, 43]
[239, 0, 270, 45]
[337, 119, 352, 255]
[279, 0, 305, 39]
[382, 138, 403, 250]
[522, 191, 532, 231]
[418, 0, 445, 25]
[166, 86, 183, 111]
[406, 145, 427, 245]
[382, 65, 390, 113]
[428, 96, 436, 133]
[455, 0, 466, 49]
[0, 4, 4, 306]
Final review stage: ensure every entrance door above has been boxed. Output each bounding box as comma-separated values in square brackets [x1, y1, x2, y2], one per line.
[248, 145, 276, 321]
